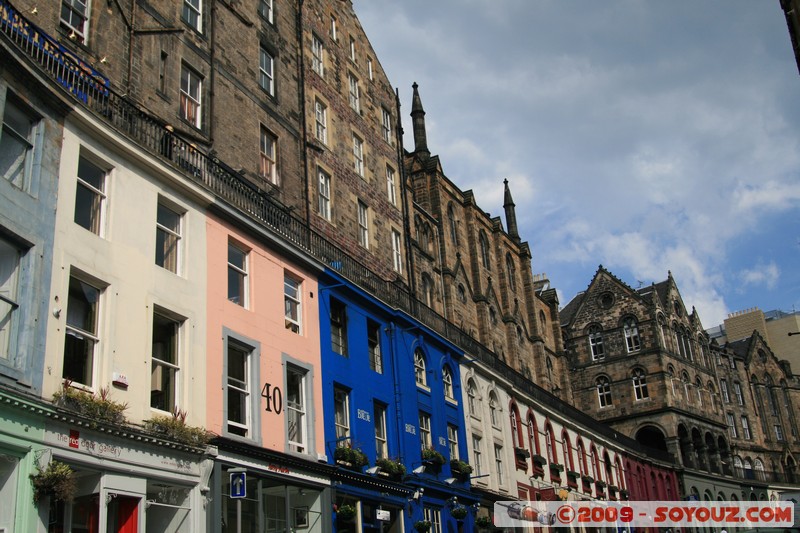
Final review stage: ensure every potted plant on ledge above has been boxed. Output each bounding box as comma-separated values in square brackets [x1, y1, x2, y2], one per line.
[450, 459, 473, 481]
[375, 457, 406, 480]
[336, 504, 357, 523]
[334, 446, 368, 470]
[421, 447, 445, 472]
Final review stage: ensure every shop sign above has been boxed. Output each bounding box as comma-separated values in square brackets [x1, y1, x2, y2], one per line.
[376, 509, 391, 521]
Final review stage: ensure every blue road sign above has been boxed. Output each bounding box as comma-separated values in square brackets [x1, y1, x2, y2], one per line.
[230, 472, 246, 499]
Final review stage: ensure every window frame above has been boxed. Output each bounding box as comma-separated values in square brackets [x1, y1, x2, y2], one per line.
[419, 411, 431, 450]
[381, 107, 392, 144]
[447, 424, 459, 460]
[720, 378, 730, 403]
[311, 34, 325, 77]
[284, 274, 302, 334]
[357, 200, 369, 248]
[259, 45, 275, 96]
[155, 200, 182, 274]
[62, 273, 102, 388]
[259, 126, 278, 185]
[596, 376, 612, 408]
[182, 0, 202, 32]
[227, 240, 248, 307]
[180, 64, 203, 128]
[74, 154, 107, 236]
[472, 434, 483, 476]
[0, 238, 21, 362]
[286, 363, 309, 453]
[317, 168, 331, 221]
[741, 416, 751, 440]
[329, 297, 347, 356]
[386, 165, 397, 206]
[1, 94, 40, 192]
[224, 334, 258, 439]
[352, 134, 364, 177]
[494, 444, 504, 485]
[391, 229, 402, 274]
[374, 402, 388, 459]
[314, 100, 328, 145]
[632, 369, 649, 400]
[623, 317, 641, 352]
[150, 308, 182, 413]
[588, 325, 605, 360]
[348, 73, 361, 113]
[333, 386, 350, 444]
[414, 349, 427, 387]
[367, 319, 382, 374]
[257, 0, 273, 23]
[60, 0, 89, 43]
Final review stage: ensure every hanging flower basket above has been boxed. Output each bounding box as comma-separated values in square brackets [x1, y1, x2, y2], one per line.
[475, 515, 493, 529]
[414, 520, 432, 533]
[336, 504, 357, 522]
[451, 505, 468, 520]
[450, 459, 473, 480]
[29, 460, 77, 504]
[532, 454, 547, 466]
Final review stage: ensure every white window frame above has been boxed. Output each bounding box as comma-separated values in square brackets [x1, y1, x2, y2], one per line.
[314, 100, 328, 144]
[284, 274, 302, 334]
[391, 230, 402, 274]
[60, 0, 89, 43]
[311, 34, 324, 77]
[368, 58, 374, 81]
[632, 369, 649, 400]
[589, 326, 604, 360]
[419, 411, 431, 450]
[258, 0, 273, 23]
[414, 349, 426, 386]
[259, 46, 275, 96]
[180, 64, 202, 128]
[489, 392, 499, 427]
[151, 309, 181, 413]
[741, 416, 751, 440]
[443, 365, 454, 400]
[726, 413, 737, 439]
[734, 382, 744, 406]
[352, 134, 364, 177]
[597, 377, 612, 407]
[381, 108, 392, 144]
[447, 424, 459, 460]
[329, 298, 347, 356]
[182, 0, 202, 32]
[63, 274, 102, 388]
[226, 338, 253, 437]
[348, 74, 360, 113]
[494, 444, 504, 485]
[334, 387, 350, 443]
[349, 36, 356, 62]
[720, 379, 730, 403]
[357, 200, 369, 248]
[623, 318, 641, 352]
[467, 380, 478, 417]
[317, 168, 331, 221]
[259, 126, 278, 185]
[424, 508, 442, 533]
[472, 435, 483, 476]
[368, 319, 382, 374]
[155, 201, 182, 273]
[330, 16, 337, 40]
[375, 403, 388, 459]
[74, 155, 107, 236]
[386, 165, 397, 206]
[286, 364, 308, 453]
[227, 241, 248, 307]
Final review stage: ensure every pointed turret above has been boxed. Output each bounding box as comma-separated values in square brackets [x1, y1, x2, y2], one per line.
[411, 82, 429, 157]
[503, 179, 520, 242]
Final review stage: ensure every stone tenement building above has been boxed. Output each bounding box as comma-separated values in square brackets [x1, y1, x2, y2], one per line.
[403, 83, 568, 399]
[560, 266, 800, 498]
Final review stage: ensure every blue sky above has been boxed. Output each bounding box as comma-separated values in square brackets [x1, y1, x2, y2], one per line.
[355, 0, 800, 328]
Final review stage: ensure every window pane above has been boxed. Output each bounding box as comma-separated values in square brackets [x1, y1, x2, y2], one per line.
[156, 204, 181, 272]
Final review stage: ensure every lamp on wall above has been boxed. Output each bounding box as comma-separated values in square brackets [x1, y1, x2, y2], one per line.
[412, 464, 427, 474]
[366, 466, 381, 475]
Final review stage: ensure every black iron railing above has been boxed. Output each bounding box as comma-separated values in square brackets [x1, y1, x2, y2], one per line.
[1, 0, 680, 466]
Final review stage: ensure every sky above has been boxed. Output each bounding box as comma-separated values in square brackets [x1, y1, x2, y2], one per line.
[355, 0, 800, 329]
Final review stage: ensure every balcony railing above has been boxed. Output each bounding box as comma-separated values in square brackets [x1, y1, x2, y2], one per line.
[1, 0, 676, 467]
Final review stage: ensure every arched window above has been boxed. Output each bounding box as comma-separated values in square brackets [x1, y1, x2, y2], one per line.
[623, 317, 641, 352]
[632, 369, 649, 400]
[545, 424, 558, 464]
[539, 310, 547, 332]
[489, 306, 497, 326]
[447, 203, 459, 246]
[443, 365, 454, 400]
[421, 273, 433, 308]
[562, 431, 573, 471]
[528, 415, 540, 456]
[596, 376, 612, 407]
[590, 445, 599, 480]
[604, 452, 613, 484]
[707, 381, 717, 413]
[615, 457, 624, 488]
[754, 459, 765, 481]
[489, 391, 499, 427]
[414, 349, 427, 386]
[510, 406, 521, 448]
[479, 230, 491, 270]
[682, 372, 691, 403]
[506, 253, 517, 292]
[456, 284, 467, 303]
[467, 379, 478, 417]
[673, 322, 684, 358]
[577, 440, 587, 476]
[684, 329, 694, 361]
[695, 377, 703, 406]
[588, 325, 605, 360]
[517, 326, 524, 346]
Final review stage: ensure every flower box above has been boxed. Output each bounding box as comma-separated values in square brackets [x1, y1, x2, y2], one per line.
[532, 454, 547, 466]
[549, 462, 564, 472]
[334, 446, 368, 469]
[450, 459, 473, 480]
[515, 447, 531, 459]
[375, 457, 406, 479]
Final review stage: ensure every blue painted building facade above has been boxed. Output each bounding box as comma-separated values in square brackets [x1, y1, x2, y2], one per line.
[319, 270, 481, 533]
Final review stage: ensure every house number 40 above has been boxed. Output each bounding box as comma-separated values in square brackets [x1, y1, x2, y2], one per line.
[261, 383, 283, 414]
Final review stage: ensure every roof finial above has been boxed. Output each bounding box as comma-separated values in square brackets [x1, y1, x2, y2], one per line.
[411, 82, 429, 157]
[503, 179, 520, 242]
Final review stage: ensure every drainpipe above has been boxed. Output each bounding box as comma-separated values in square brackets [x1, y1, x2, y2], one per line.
[209, 0, 216, 145]
[297, 0, 311, 226]
[387, 323, 406, 461]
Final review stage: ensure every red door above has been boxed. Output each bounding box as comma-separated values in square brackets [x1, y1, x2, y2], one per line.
[113, 496, 139, 533]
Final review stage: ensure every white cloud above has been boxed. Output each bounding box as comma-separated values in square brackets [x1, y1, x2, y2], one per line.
[739, 262, 781, 291]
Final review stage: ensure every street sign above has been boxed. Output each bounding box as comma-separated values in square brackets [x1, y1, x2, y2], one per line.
[230, 472, 246, 499]
[376, 509, 390, 521]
